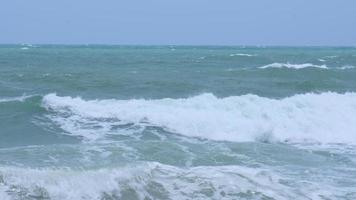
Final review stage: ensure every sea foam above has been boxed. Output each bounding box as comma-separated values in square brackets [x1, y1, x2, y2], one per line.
[42, 92, 356, 144]
[0, 162, 341, 200]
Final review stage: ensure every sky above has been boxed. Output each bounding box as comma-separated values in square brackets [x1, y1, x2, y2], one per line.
[1, 0, 356, 46]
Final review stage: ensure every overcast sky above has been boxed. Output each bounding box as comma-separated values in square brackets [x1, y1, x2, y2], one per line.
[1, 0, 356, 45]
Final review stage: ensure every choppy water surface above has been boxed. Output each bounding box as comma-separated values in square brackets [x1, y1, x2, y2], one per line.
[1, 45, 356, 199]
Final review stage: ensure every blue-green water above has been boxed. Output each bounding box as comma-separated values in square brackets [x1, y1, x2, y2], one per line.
[1, 45, 356, 199]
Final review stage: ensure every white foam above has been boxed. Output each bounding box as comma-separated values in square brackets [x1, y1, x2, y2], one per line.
[259, 63, 328, 69]
[230, 53, 256, 57]
[42, 92, 356, 144]
[0, 162, 341, 200]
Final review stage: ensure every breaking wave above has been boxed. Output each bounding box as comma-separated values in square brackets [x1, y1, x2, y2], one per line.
[41, 92, 356, 144]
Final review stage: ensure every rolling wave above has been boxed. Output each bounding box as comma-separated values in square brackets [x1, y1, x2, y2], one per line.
[42, 92, 356, 144]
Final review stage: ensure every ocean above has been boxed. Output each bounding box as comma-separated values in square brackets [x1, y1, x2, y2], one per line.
[1, 45, 356, 199]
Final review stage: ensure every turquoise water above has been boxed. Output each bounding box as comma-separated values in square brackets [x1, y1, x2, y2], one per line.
[1, 45, 356, 199]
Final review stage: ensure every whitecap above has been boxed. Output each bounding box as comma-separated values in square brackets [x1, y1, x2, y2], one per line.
[337, 65, 356, 70]
[325, 55, 339, 59]
[230, 53, 256, 57]
[259, 63, 328, 69]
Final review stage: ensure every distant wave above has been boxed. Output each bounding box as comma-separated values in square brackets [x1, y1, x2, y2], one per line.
[0, 95, 34, 103]
[42, 92, 356, 144]
[230, 53, 256, 57]
[259, 63, 328, 69]
[325, 55, 339, 59]
[258, 63, 355, 70]
[20, 44, 37, 50]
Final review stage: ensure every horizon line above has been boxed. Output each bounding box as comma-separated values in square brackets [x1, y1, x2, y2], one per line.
[1, 43, 356, 48]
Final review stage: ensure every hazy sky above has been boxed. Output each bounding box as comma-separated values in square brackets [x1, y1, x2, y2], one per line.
[1, 0, 356, 45]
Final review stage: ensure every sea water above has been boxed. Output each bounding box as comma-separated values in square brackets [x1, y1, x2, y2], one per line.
[1, 45, 356, 199]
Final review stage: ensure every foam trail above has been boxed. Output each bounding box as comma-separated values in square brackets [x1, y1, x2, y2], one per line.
[42, 92, 356, 144]
[0, 95, 34, 103]
[259, 63, 328, 69]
